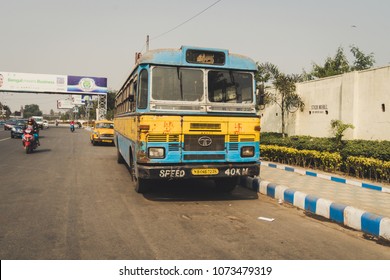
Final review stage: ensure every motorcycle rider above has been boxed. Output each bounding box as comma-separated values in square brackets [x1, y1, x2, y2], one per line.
[70, 120, 75, 132]
[26, 117, 40, 146]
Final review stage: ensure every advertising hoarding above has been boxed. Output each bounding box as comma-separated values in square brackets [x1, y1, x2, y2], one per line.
[0, 72, 107, 95]
[57, 99, 74, 109]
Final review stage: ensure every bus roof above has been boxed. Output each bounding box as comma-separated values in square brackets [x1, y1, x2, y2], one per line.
[137, 46, 257, 71]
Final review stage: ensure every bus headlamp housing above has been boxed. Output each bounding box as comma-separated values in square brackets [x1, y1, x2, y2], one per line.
[241, 146, 254, 157]
[148, 147, 165, 159]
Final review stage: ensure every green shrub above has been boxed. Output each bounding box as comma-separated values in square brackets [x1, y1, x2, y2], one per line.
[260, 140, 390, 183]
[261, 133, 390, 161]
[261, 145, 342, 172]
[346, 156, 390, 182]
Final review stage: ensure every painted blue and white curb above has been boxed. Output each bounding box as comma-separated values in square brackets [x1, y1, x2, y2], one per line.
[242, 177, 390, 242]
[260, 161, 390, 193]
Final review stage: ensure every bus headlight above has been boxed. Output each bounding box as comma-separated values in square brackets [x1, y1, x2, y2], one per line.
[241, 146, 254, 157]
[148, 147, 165, 159]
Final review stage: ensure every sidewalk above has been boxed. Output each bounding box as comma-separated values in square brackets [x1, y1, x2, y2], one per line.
[242, 161, 390, 242]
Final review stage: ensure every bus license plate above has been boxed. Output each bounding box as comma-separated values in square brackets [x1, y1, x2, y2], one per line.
[191, 168, 219, 176]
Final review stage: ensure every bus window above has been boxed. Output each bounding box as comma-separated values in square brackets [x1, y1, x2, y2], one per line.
[137, 70, 148, 109]
[208, 70, 253, 103]
[152, 66, 203, 102]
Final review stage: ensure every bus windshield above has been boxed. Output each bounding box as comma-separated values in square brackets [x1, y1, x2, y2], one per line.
[151, 66, 253, 104]
[152, 67, 204, 102]
[208, 70, 253, 103]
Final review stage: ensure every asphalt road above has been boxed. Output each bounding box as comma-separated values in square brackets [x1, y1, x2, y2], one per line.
[0, 126, 389, 260]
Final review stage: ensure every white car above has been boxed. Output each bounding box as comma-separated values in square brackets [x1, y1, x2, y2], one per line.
[42, 120, 49, 129]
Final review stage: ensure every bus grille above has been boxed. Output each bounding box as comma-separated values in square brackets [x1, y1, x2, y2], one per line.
[184, 135, 225, 151]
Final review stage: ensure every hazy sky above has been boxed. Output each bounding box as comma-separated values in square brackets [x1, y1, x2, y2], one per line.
[1, 0, 389, 114]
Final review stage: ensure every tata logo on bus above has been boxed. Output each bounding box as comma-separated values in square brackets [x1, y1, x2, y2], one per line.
[198, 136, 212, 147]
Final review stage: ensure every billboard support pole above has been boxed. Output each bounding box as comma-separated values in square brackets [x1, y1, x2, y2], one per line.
[97, 95, 107, 120]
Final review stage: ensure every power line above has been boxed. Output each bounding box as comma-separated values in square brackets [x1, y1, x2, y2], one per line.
[151, 0, 223, 41]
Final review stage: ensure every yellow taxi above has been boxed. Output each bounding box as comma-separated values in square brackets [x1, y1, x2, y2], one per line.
[90, 120, 115, 146]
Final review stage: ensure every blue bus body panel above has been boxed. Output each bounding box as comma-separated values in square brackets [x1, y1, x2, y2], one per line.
[139, 46, 257, 71]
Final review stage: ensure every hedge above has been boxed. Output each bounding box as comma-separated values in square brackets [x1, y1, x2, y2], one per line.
[261, 145, 390, 183]
[345, 156, 390, 182]
[261, 145, 342, 172]
[261, 133, 390, 161]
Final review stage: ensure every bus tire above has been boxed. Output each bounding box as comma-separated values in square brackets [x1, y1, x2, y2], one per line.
[214, 177, 238, 192]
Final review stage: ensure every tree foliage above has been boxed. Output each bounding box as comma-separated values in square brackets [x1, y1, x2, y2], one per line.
[308, 45, 375, 79]
[256, 62, 305, 137]
[23, 104, 42, 118]
[106, 90, 116, 120]
[330, 119, 355, 147]
[350, 45, 375, 71]
[0, 102, 12, 118]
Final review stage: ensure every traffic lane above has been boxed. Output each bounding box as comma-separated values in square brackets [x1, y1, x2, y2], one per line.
[0, 129, 11, 141]
[126, 182, 390, 260]
[0, 128, 389, 260]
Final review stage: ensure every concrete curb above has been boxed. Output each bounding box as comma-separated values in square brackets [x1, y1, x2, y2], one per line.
[260, 161, 390, 193]
[242, 177, 390, 242]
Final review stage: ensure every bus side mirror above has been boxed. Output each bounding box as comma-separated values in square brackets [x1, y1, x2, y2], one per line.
[256, 88, 265, 106]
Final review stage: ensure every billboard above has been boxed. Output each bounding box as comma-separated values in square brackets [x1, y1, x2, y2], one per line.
[0, 71, 107, 95]
[57, 99, 74, 109]
[57, 95, 92, 109]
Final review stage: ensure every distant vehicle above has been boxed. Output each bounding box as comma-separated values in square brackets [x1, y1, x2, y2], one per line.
[90, 120, 114, 146]
[42, 120, 49, 129]
[4, 119, 17, 131]
[11, 119, 28, 138]
[32, 116, 44, 129]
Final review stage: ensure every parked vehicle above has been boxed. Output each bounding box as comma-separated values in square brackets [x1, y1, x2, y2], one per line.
[22, 128, 38, 154]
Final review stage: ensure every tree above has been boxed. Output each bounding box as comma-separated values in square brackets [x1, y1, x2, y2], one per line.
[311, 47, 350, 78]
[0, 103, 11, 118]
[308, 45, 375, 79]
[256, 62, 305, 137]
[105, 90, 116, 120]
[330, 119, 354, 147]
[23, 104, 42, 118]
[350, 45, 375, 71]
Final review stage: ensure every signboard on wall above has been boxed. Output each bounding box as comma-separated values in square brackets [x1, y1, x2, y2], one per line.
[0, 71, 107, 95]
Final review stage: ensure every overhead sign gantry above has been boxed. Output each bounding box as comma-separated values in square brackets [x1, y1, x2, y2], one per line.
[0, 71, 108, 120]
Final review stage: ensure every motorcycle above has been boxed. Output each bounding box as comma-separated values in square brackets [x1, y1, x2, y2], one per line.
[70, 123, 75, 132]
[22, 128, 38, 154]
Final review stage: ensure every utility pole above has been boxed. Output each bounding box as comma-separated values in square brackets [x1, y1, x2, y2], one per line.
[146, 35, 149, 52]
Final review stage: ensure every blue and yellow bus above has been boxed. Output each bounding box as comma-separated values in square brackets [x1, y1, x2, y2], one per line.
[114, 46, 260, 193]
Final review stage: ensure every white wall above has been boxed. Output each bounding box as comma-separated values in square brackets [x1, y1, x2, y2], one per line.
[260, 66, 390, 140]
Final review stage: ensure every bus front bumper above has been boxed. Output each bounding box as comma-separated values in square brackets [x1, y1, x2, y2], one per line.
[137, 163, 260, 179]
